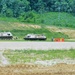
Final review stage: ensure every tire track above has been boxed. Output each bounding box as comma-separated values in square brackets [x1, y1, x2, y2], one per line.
[0, 50, 9, 66]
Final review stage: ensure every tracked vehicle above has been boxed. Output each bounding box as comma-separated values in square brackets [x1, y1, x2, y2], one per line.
[0, 32, 13, 40]
[24, 34, 47, 40]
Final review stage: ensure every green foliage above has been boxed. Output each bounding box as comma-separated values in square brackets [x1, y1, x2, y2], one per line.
[0, 0, 75, 17]
[6, 9, 13, 17]
[18, 12, 75, 28]
[40, 12, 75, 28]
[0, 0, 75, 28]
[18, 11, 38, 23]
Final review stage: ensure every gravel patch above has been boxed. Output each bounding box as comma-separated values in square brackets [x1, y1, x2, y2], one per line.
[34, 59, 75, 66]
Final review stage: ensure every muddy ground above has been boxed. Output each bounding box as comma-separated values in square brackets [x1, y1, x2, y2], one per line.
[0, 63, 75, 75]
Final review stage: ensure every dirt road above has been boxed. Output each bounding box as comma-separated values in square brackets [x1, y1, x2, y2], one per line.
[0, 42, 75, 50]
[0, 42, 75, 75]
[0, 63, 75, 75]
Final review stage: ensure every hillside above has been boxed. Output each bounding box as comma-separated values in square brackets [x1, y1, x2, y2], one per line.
[0, 12, 75, 41]
[1, 12, 75, 28]
[0, 20, 74, 41]
[0, 21, 69, 41]
[36, 12, 75, 28]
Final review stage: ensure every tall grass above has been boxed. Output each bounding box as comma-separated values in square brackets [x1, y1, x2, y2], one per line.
[37, 12, 75, 28]
[0, 12, 75, 28]
[22, 12, 75, 28]
[0, 17, 19, 22]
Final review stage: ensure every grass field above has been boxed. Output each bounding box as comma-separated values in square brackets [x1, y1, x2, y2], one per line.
[3, 49, 75, 64]
[0, 12, 75, 40]
[0, 21, 69, 41]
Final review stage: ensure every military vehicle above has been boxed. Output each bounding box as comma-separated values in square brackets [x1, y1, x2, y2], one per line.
[0, 32, 13, 40]
[24, 34, 47, 40]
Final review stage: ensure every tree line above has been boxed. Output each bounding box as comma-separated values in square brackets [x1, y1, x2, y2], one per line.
[0, 0, 75, 18]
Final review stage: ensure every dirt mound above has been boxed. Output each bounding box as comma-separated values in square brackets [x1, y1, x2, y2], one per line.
[0, 63, 75, 75]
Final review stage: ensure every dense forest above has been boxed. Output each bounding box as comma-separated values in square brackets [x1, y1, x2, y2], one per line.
[0, 0, 75, 23]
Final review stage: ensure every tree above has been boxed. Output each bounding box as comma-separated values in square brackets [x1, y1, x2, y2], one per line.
[0, 0, 75, 18]
[71, 0, 75, 15]
[1, 4, 7, 16]
[6, 8, 13, 17]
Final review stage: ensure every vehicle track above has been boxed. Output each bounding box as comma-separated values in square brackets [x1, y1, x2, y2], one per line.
[0, 42, 75, 50]
[0, 51, 9, 66]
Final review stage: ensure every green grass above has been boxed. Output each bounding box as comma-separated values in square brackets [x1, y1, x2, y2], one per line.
[0, 17, 19, 22]
[0, 20, 69, 40]
[1, 12, 75, 40]
[31, 12, 75, 28]
[11, 28, 68, 40]
[3, 49, 75, 64]
[20, 12, 75, 29]
[0, 12, 75, 28]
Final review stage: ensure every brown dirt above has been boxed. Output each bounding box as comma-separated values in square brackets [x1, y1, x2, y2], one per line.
[0, 63, 75, 75]
[47, 26, 75, 38]
[14, 23, 41, 29]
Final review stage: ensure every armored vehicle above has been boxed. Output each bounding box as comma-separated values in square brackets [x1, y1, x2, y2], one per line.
[24, 34, 47, 40]
[0, 32, 13, 40]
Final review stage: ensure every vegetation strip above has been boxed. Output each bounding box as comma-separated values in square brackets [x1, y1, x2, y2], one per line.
[3, 49, 75, 64]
